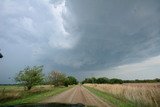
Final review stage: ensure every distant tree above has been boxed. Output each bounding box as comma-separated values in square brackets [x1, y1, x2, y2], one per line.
[48, 71, 66, 86]
[96, 77, 109, 84]
[84, 78, 92, 83]
[64, 78, 69, 87]
[15, 66, 44, 90]
[67, 76, 78, 85]
[82, 77, 160, 84]
[135, 79, 140, 83]
[91, 77, 97, 83]
[110, 78, 123, 84]
[155, 78, 160, 82]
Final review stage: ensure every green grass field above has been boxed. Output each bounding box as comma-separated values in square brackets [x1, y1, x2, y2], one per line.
[0, 85, 72, 106]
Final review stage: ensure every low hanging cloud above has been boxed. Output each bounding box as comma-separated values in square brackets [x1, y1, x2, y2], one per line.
[0, 0, 160, 83]
[98, 55, 160, 80]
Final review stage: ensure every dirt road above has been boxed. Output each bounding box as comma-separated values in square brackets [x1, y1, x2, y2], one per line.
[41, 85, 110, 107]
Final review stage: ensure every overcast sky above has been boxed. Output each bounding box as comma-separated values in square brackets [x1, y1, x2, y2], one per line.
[0, 0, 160, 84]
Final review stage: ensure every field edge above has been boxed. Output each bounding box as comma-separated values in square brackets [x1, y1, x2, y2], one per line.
[0, 86, 73, 106]
[84, 85, 136, 107]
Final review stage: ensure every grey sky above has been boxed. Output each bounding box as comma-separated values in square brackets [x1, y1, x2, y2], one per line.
[0, 0, 160, 83]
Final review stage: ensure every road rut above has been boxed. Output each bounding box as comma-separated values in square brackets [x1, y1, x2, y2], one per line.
[41, 85, 110, 107]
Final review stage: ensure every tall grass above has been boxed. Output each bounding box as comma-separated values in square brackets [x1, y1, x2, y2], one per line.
[0, 86, 72, 106]
[84, 83, 160, 106]
[0, 85, 72, 106]
[0, 85, 53, 102]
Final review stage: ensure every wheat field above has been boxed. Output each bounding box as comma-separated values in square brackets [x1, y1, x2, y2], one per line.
[84, 83, 160, 106]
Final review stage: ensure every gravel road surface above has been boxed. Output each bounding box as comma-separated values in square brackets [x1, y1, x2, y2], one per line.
[40, 85, 110, 107]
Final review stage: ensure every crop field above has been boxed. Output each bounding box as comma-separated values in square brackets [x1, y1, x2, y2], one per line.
[84, 83, 160, 107]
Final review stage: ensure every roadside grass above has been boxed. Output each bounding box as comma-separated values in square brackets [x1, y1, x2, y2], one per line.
[0, 85, 72, 106]
[84, 86, 135, 107]
[84, 83, 160, 107]
[0, 85, 52, 102]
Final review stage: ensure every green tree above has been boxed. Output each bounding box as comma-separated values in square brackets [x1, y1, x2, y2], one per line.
[110, 78, 123, 84]
[96, 77, 109, 84]
[64, 78, 69, 87]
[82, 78, 92, 84]
[68, 76, 78, 85]
[48, 71, 66, 86]
[15, 66, 44, 90]
[91, 77, 97, 83]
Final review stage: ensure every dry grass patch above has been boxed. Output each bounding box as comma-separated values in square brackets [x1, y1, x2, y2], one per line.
[0, 85, 53, 102]
[84, 83, 160, 106]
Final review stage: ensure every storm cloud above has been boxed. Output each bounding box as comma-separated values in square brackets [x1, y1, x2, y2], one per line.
[0, 0, 160, 83]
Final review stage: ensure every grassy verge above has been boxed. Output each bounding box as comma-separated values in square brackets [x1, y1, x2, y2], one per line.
[0, 86, 72, 106]
[84, 86, 135, 107]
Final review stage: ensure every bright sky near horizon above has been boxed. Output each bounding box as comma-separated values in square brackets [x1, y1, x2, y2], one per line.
[0, 0, 160, 83]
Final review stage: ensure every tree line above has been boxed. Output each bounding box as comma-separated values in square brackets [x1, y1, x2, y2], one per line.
[82, 77, 160, 84]
[82, 77, 123, 84]
[123, 78, 160, 83]
[15, 66, 78, 90]
[15, 65, 160, 90]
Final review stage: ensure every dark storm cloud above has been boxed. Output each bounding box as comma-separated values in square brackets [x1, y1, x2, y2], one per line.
[1, 0, 160, 83]
[57, 0, 160, 70]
